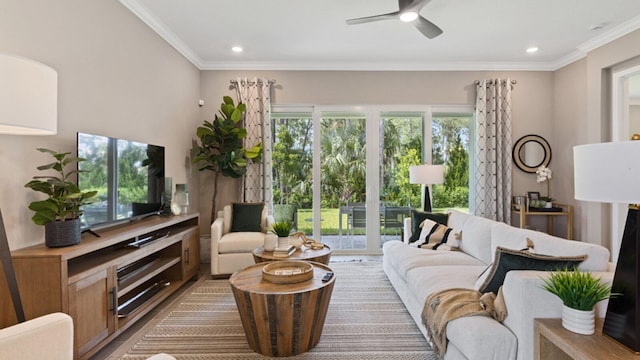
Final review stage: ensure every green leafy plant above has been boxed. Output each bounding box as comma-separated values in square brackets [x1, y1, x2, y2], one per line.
[24, 148, 97, 225]
[540, 268, 617, 311]
[271, 221, 292, 237]
[192, 96, 262, 224]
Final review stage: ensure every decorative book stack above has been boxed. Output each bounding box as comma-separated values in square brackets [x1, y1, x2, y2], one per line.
[273, 244, 296, 258]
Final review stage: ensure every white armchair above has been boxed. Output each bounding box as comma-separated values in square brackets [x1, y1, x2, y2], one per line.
[211, 203, 274, 276]
[0, 312, 174, 359]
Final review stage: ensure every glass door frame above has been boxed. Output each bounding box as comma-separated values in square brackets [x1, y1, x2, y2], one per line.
[314, 105, 431, 255]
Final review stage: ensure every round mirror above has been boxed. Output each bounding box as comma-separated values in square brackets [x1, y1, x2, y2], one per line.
[512, 134, 551, 173]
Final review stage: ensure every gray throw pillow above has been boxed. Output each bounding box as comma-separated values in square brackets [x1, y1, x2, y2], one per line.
[230, 202, 264, 232]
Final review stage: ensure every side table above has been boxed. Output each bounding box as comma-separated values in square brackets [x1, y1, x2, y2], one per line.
[534, 318, 640, 359]
[252, 245, 332, 265]
[229, 262, 335, 357]
[512, 203, 574, 239]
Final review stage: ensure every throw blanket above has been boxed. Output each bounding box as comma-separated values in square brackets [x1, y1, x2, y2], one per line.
[421, 287, 508, 357]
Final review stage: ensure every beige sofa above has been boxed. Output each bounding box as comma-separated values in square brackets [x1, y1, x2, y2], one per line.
[210, 204, 274, 276]
[383, 209, 614, 360]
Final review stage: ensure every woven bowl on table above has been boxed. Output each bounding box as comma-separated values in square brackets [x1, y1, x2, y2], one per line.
[262, 261, 314, 284]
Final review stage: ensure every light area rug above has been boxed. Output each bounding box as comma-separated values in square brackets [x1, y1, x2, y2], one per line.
[116, 261, 437, 359]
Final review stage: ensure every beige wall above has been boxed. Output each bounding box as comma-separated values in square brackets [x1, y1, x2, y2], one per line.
[0, 0, 201, 249]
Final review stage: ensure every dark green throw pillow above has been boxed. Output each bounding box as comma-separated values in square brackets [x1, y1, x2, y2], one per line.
[231, 202, 264, 232]
[408, 210, 449, 243]
[478, 247, 587, 294]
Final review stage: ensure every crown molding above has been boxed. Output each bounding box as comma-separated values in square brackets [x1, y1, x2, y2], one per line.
[198, 61, 556, 71]
[577, 15, 640, 54]
[118, 0, 205, 69]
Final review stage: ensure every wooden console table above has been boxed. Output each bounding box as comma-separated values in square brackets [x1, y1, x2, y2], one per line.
[512, 203, 574, 239]
[0, 213, 200, 359]
[535, 318, 640, 359]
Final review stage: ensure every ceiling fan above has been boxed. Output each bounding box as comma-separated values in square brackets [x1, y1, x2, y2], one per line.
[345, 0, 443, 39]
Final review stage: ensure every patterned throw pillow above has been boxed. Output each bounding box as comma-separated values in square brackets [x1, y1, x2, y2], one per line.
[408, 210, 449, 243]
[477, 246, 587, 294]
[411, 219, 461, 250]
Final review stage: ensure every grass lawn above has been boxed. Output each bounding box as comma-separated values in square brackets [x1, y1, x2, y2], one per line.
[294, 207, 469, 235]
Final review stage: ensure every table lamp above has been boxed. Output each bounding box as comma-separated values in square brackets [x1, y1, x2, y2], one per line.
[0, 52, 58, 323]
[573, 138, 640, 351]
[409, 163, 444, 212]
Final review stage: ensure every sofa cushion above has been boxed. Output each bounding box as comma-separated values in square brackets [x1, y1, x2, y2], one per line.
[476, 246, 587, 294]
[383, 240, 484, 281]
[408, 210, 448, 243]
[218, 232, 265, 253]
[490, 222, 610, 271]
[231, 202, 264, 232]
[406, 265, 485, 306]
[457, 213, 495, 264]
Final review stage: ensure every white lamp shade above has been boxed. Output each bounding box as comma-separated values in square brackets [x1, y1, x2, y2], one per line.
[573, 141, 640, 203]
[0, 53, 57, 135]
[409, 164, 444, 185]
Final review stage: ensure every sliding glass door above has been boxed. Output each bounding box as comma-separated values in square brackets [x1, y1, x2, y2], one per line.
[271, 105, 472, 254]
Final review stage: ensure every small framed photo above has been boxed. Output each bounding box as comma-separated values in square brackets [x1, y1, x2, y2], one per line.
[527, 191, 540, 200]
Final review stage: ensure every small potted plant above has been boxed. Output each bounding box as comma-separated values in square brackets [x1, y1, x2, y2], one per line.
[24, 148, 97, 247]
[271, 221, 292, 248]
[541, 268, 617, 335]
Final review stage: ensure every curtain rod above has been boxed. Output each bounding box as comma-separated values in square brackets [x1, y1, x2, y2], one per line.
[474, 79, 517, 85]
[230, 79, 276, 85]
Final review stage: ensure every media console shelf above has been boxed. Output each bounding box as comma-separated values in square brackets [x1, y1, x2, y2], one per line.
[0, 213, 199, 359]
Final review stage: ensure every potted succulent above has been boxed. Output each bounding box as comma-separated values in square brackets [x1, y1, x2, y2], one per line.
[541, 268, 617, 335]
[271, 221, 292, 248]
[24, 148, 97, 247]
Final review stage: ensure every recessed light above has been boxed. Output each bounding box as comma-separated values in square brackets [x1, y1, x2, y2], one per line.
[231, 46, 243, 53]
[526, 46, 539, 53]
[399, 11, 418, 22]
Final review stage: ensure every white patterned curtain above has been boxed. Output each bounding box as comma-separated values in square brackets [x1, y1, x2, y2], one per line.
[233, 77, 273, 210]
[473, 79, 514, 222]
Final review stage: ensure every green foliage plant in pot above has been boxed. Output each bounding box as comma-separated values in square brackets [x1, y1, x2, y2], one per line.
[24, 148, 97, 248]
[271, 221, 292, 248]
[541, 268, 617, 335]
[192, 96, 263, 225]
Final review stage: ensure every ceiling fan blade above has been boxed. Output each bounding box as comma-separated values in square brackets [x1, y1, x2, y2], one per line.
[413, 15, 443, 38]
[346, 11, 400, 25]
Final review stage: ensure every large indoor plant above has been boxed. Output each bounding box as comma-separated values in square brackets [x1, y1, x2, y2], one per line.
[24, 148, 97, 247]
[192, 96, 262, 224]
[541, 268, 617, 335]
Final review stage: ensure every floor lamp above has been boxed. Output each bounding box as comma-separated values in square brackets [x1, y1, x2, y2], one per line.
[0, 52, 58, 323]
[409, 164, 444, 212]
[574, 139, 640, 351]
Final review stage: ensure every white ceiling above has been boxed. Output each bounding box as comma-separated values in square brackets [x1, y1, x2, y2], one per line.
[120, 0, 640, 71]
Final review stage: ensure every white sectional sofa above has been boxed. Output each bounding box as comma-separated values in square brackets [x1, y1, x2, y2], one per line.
[382, 209, 614, 360]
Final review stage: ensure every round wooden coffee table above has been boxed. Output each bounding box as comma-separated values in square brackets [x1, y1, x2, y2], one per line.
[252, 245, 332, 265]
[229, 262, 335, 357]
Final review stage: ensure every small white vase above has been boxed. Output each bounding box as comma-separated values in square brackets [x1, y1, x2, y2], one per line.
[264, 233, 277, 252]
[545, 202, 553, 208]
[277, 236, 289, 248]
[562, 305, 594, 335]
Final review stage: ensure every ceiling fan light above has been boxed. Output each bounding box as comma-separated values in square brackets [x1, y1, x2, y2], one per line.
[400, 11, 418, 22]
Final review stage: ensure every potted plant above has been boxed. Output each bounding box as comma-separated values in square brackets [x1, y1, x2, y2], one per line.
[271, 221, 292, 248]
[24, 148, 97, 247]
[192, 96, 262, 225]
[541, 268, 617, 335]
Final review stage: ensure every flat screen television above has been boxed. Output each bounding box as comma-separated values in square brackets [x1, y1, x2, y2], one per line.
[77, 132, 165, 230]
